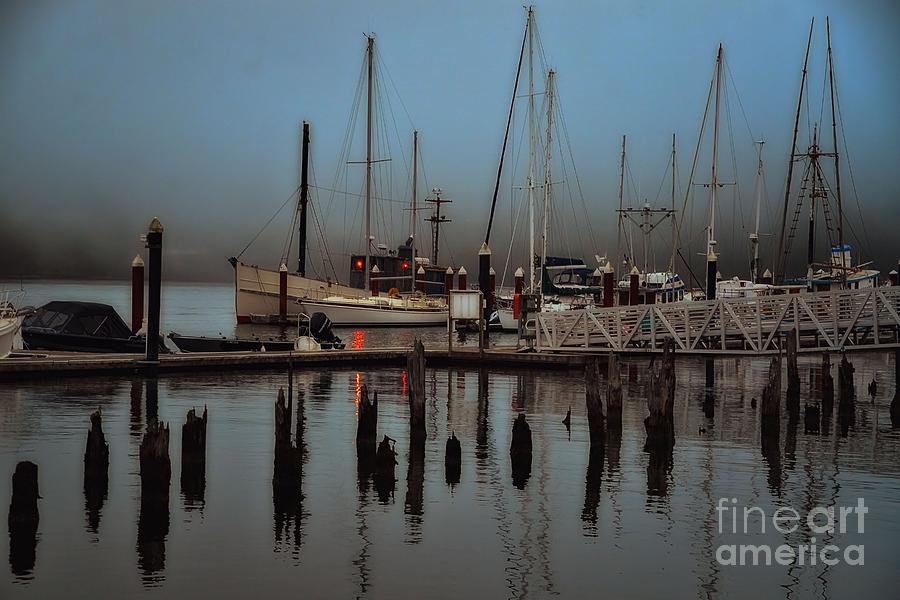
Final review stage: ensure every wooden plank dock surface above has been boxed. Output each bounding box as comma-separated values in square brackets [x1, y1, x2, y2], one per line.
[0, 346, 588, 381]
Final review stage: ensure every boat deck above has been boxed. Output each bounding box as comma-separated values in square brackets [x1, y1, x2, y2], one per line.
[0, 346, 589, 380]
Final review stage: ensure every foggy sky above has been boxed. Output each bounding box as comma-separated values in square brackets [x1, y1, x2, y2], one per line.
[2, 0, 899, 284]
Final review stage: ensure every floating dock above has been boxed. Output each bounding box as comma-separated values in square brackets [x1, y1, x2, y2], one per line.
[0, 346, 589, 381]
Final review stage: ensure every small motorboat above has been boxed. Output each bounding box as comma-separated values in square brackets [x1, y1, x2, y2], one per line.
[0, 292, 23, 359]
[22, 301, 167, 353]
[168, 312, 345, 353]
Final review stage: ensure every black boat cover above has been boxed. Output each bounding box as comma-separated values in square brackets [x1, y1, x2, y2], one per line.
[23, 301, 135, 338]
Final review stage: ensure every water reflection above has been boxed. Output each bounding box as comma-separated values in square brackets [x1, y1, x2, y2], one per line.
[8, 462, 39, 581]
[404, 438, 425, 542]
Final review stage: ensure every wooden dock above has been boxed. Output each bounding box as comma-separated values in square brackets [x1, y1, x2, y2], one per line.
[533, 287, 900, 354]
[0, 346, 588, 381]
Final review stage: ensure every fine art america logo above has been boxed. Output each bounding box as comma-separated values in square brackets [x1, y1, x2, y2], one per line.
[715, 498, 867, 566]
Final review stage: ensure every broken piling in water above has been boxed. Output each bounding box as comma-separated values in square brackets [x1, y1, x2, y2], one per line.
[8, 461, 39, 577]
[584, 357, 606, 456]
[181, 406, 207, 508]
[407, 339, 426, 443]
[84, 409, 109, 533]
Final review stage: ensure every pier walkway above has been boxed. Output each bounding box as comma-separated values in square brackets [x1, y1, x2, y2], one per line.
[534, 287, 900, 355]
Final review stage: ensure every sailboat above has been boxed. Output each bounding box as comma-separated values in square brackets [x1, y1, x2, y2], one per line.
[775, 18, 879, 292]
[230, 36, 448, 326]
[613, 135, 687, 304]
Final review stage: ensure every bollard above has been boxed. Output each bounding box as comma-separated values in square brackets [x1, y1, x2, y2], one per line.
[444, 267, 454, 298]
[370, 265, 380, 297]
[602, 261, 615, 307]
[279, 263, 288, 320]
[144, 218, 163, 363]
[629, 267, 640, 306]
[131, 255, 145, 333]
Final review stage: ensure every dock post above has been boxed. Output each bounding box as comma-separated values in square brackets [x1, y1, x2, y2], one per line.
[607, 353, 623, 423]
[131, 255, 145, 333]
[407, 339, 426, 442]
[84, 409, 109, 532]
[629, 267, 640, 306]
[279, 263, 288, 320]
[514, 267, 524, 295]
[8, 461, 39, 576]
[181, 407, 207, 508]
[510, 413, 532, 489]
[370, 265, 380, 297]
[584, 357, 606, 456]
[356, 384, 378, 478]
[137, 420, 170, 579]
[838, 353, 856, 435]
[457, 266, 467, 291]
[591, 267, 602, 304]
[602, 261, 614, 307]
[786, 330, 800, 411]
[416, 266, 426, 293]
[706, 248, 717, 300]
[760, 354, 782, 492]
[891, 348, 900, 428]
[144, 218, 163, 364]
[273, 389, 298, 496]
[444, 267, 454, 299]
[478, 243, 492, 341]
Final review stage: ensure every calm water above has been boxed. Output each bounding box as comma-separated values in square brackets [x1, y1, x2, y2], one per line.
[2, 281, 900, 598]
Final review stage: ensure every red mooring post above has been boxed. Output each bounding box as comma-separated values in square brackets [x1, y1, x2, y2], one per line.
[416, 266, 426, 293]
[457, 266, 468, 291]
[602, 262, 614, 307]
[514, 267, 525, 295]
[131, 255, 145, 333]
[629, 267, 640, 306]
[591, 267, 602, 304]
[371, 265, 381, 296]
[278, 263, 288, 321]
[444, 267, 454, 298]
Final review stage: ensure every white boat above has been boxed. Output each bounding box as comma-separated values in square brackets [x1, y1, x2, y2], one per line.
[0, 291, 24, 359]
[298, 295, 447, 326]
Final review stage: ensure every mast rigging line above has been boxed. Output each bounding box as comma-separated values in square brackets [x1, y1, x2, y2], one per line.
[235, 186, 300, 261]
[484, 9, 529, 246]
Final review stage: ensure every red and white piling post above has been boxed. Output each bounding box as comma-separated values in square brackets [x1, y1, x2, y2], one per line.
[629, 267, 640, 306]
[457, 266, 467, 291]
[591, 267, 602, 304]
[602, 261, 614, 307]
[444, 267, 454, 298]
[131, 255, 145, 334]
[514, 267, 524, 295]
[370, 265, 380, 297]
[278, 263, 288, 321]
[416, 266, 426, 293]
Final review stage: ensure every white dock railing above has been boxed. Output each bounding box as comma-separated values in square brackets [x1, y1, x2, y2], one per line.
[533, 287, 900, 354]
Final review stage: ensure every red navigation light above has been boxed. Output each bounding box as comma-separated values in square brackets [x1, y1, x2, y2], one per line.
[355, 259, 364, 270]
[402, 261, 409, 270]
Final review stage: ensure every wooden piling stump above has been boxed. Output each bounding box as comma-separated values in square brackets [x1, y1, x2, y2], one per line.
[786, 330, 800, 411]
[8, 461, 39, 576]
[407, 339, 426, 442]
[181, 406, 207, 507]
[274, 389, 299, 494]
[644, 339, 676, 449]
[374, 435, 397, 502]
[139, 420, 171, 493]
[761, 354, 782, 424]
[584, 357, 606, 452]
[891, 348, 900, 428]
[84, 409, 109, 532]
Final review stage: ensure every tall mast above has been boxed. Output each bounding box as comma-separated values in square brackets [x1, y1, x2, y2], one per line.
[540, 69, 555, 296]
[826, 17, 845, 286]
[670, 133, 676, 275]
[616, 135, 626, 274]
[707, 43, 723, 256]
[411, 129, 418, 279]
[775, 19, 814, 283]
[526, 6, 536, 290]
[298, 121, 310, 276]
[364, 35, 374, 291]
[750, 140, 765, 283]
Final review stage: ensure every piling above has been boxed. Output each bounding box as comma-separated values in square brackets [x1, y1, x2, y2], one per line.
[445, 432, 461, 487]
[138, 420, 170, 578]
[444, 267, 454, 298]
[514, 267, 525, 295]
[760, 354, 782, 493]
[407, 339, 426, 442]
[181, 406, 207, 508]
[487, 267, 496, 321]
[804, 403, 820, 434]
[591, 267, 602, 304]
[644, 339, 676, 447]
[786, 330, 800, 411]
[509, 413, 532, 489]
[760, 268, 773, 285]
[838, 353, 856, 436]
[370, 265, 380, 297]
[602, 261, 615, 307]
[131, 255, 145, 333]
[457, 266, 467, 291]
[356, 384, 378, 477]
[607, 353, 623, 424]
[822, 352, 835, 407]
[8, 461, 39, 576]
[416, 266, 426, 293]
[84, 409, 109, 533]
[891, 349, 900, 428]
[273, 389, 299, 495]
[278, 263, 288, 319]
[584, 357, 606, 454]
[374, 436, 397, 503]
[140, 420, 171, 493]
[706, 248, 717, 300]
[144, 217, 163, 364]
[478, 242, 493, 323]
[891, 269, 899, 287]
[629, 267, 640, 306]
[760, 354, 782, 425]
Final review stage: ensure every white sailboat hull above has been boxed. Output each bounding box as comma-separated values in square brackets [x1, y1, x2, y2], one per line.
[0, 317, 18, 359]
[234, 261, 446, 326]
